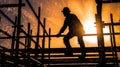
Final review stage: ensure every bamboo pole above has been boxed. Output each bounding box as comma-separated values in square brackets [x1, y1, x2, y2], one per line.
[95, 0, 105, 66]
[110, 14, 119, 66]
[35, 7, 41, 57]
[14, 0, 22, 66]
[11, 16, 17, 57]
[48, 28, 51, 66]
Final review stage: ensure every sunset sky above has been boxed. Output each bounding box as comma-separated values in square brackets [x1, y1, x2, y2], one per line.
[38, 0, 120, 48]
[0, 0, 120, 49]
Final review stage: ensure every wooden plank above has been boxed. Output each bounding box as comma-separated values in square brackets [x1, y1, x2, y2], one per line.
[104, 23, 120, 26]
[40, 58, 119, 64]
[4, 46, 120, 53]
[1, 32, 120, 39]
[102, 0, 120, 3]
[48, 64, 116, 67]
[33, 54, 115, 57]
[0, 4, 25, 8]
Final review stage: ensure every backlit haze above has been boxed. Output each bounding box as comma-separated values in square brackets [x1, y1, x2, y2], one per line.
[39, 0, 120, 48]
[40, 0, 97, 48]
[0, 0, 120, 49]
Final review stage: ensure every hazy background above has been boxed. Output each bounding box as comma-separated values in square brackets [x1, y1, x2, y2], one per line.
[0, 0, 120, 49]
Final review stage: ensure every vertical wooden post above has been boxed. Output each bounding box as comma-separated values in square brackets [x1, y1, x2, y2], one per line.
[109, 22, 116, 66]
[0, 14, 1, 22]
[110, 14, 119, 66]
[35, 7, 41, 57]
[15, 0, 22, 50]
[110, 14, 116, 50]
[11, 16, 17, 57]
[25, 36, 28, 49]
[48, 28, 51, 66]
[95, 0, 105, 66]
[41, 18, 46, 65]
[27, 23, 32, 66]
[15, 0, 22, 66]
[27, 23, 31, 49]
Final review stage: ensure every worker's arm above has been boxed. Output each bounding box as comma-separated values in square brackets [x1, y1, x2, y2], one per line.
[57, 21, 67, 37]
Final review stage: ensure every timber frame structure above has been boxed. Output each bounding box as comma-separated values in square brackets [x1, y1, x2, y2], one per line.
[0, 0, 120, 67]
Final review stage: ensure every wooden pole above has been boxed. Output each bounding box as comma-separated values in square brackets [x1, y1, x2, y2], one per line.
[35, 7, 41, 57]
[0, 3, 25, 8]
[95, 0, 105, 66]
[41, 18, 46, 65]
[48, 28, 51, 66]
[110, 14, 119, 66]
[11, 16, 17, 57]
[15, 0, 22, 66]
[26, 23, 32, 66]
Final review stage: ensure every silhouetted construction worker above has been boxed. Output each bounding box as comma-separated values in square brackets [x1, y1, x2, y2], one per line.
[57, 7, 86, 58]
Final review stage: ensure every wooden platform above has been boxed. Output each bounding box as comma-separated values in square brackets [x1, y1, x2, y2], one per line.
[0, 47, 120, 67]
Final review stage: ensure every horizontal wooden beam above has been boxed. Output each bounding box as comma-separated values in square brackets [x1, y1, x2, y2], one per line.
[1, 32, 120, 39]
[103, 23, 120, 26]
[102, 0, 120, 3]
[1, 46, 119, 53]
[41, 58, 120, 64]
[46, 64, 116, 67]
[0, 4, 25, 8]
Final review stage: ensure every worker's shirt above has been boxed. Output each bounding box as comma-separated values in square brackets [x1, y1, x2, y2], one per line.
[60, 14, 85, 35]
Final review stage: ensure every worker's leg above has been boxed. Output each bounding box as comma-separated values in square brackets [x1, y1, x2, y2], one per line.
[63, 33, 74, 48]
[63, 33, 74, 55]
[78, 36, 86, 58]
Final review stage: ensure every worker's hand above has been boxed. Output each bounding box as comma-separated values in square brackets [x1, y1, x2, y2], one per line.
[56, 33, 61, 37]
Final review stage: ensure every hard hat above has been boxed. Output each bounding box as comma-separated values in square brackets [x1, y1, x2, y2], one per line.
[62, 7, 70, 12]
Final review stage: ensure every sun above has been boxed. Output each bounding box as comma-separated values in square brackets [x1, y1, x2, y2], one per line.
[83, 19, 110, 46]
[83, 19, 97, 44]
[84, 22, 96, 34]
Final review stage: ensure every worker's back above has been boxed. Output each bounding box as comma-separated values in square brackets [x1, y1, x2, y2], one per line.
[65, 14, 85, 35]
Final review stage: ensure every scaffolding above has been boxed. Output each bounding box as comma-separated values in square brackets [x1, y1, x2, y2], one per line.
[0, 0, 120, 67]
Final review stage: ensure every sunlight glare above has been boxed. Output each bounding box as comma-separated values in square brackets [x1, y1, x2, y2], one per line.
[84, 21, 96, 34]
[83, 19, 97, 45]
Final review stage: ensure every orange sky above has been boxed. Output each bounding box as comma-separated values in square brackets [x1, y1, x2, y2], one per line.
[23, 0, 120, 48]
[0, 0, 120, 59]
[39, 0, 97, 48]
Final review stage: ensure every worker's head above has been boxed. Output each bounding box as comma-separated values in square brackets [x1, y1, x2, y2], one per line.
[62, 7, 70, 16]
